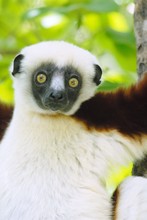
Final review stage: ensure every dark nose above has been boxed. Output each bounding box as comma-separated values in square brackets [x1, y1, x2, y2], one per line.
[48, 90, 65, 102]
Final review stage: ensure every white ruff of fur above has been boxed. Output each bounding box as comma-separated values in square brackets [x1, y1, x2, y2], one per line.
[0, 108, 146, 220]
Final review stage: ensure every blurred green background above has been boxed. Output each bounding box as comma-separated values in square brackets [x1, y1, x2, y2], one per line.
[0, 0, 136, 193]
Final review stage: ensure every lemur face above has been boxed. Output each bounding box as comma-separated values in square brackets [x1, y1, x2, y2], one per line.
[32, 63, 82, 113]
[11, 41, 102, 115]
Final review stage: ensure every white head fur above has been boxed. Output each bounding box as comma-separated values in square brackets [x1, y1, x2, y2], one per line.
[11, 41, 102, 115]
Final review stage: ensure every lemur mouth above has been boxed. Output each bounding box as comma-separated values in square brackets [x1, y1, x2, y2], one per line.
[42, 101, 70, 113]
[37, 96, 71, 113]
[49, 104, 64, 112]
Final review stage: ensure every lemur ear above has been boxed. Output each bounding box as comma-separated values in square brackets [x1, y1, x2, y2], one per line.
[93, 64, 102, 86]
[11, 54, 24, 76]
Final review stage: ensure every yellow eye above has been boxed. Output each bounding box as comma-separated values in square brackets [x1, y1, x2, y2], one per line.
[69, 78, 79, 88]
[36, 73, 47, 84]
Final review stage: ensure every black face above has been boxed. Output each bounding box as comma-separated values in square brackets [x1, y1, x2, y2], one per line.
[32, 63, 82, 113]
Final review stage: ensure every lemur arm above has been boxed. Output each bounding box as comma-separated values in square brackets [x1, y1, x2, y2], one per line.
[1, 74, 147, 140]
[74, 74, 147, 137]
[113, 176, 147, 220]
[0, 102, 13, 141]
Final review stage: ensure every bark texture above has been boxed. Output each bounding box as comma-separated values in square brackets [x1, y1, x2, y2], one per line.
[134, 0, 147, 77]
[133, 0, 147, 176]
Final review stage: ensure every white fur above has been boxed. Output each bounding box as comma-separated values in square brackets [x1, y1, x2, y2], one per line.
[1, 109, 147, 220]
[1, 41, 147, 219]
[50, 73, 65, 91]
[115, 176, 147, 220]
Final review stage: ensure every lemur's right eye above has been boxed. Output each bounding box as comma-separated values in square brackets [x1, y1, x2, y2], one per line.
[36, 73, 47, 84]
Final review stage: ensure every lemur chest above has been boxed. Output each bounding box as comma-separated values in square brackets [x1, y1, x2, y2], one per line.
[0, 117, 111, 219]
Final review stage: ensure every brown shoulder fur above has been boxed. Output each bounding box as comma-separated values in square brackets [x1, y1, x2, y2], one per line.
[0, 103, 13, 141]
[73, 74, 147, 137]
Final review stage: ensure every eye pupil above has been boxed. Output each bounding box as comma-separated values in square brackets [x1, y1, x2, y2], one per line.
[36, 73, 47, 84]
[69, 78, 79, 88]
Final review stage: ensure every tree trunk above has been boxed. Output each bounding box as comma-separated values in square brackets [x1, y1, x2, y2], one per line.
[134, 0, 147, 77]
[133, 0, 147, 177]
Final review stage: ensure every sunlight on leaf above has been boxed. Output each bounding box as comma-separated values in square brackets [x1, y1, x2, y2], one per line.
[108, 12, 129, 32]
[106, 163, 133, 195]
[41, 14, 65, 28]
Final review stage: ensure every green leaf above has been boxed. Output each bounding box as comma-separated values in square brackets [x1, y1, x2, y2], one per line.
[23, 0, 119, 20]
[97, 80, 124, 91]
[83, 0, 119, 13]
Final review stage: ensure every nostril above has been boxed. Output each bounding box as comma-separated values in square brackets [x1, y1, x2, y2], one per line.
[49, 90, 64, 101]
[49, 92, 55, 100]
[57, 93, 63, 100]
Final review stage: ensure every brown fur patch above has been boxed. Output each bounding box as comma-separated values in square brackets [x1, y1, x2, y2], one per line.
[0, 103, 13, 141]
[73, 74, 147, 137]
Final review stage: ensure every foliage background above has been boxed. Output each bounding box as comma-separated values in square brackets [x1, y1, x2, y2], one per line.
[0, 0, 136, 192]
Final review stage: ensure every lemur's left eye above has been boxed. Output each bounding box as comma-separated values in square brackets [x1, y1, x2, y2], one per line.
[36, 73, 47, 84]
[69, 78, 79, 88]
